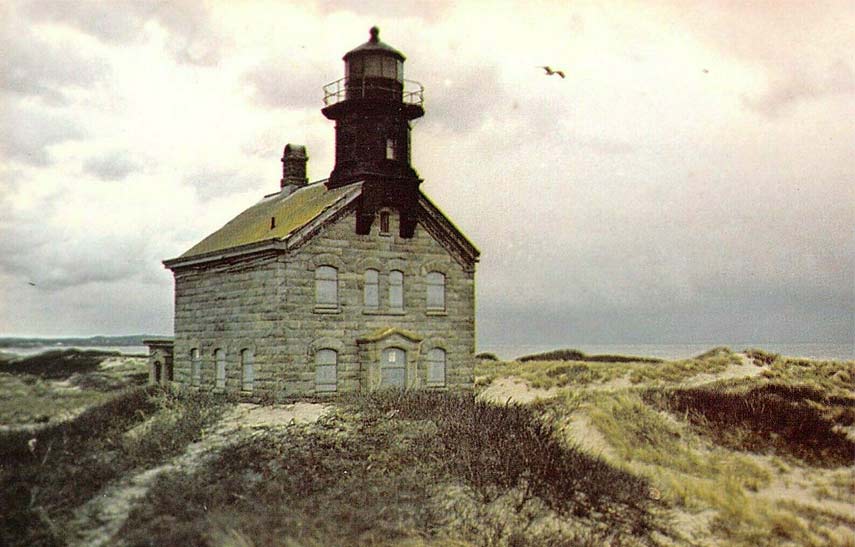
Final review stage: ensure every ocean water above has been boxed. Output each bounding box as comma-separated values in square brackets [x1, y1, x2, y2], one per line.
[1, 345, 150, 357]
[481, 342, 854, 362]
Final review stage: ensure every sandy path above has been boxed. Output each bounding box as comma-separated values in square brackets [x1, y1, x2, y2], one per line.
[682, 353, 765, 387]
[477, 377, 559, 404]
[68, 402, 330, 547]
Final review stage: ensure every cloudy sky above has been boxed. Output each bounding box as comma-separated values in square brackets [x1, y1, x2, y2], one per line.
[1, 0, 852, 351]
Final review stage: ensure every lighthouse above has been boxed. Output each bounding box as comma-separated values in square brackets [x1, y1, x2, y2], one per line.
[322, 26, 425, 237]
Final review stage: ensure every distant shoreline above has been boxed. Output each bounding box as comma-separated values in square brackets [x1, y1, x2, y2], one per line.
[1, 340, 852, 363]
[0, 335, 164, 349]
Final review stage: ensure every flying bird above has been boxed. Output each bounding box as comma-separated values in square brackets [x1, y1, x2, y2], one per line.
[27, 282, 37, 287]
[539, 66, 565, 78]
[703, 68, 709, 74]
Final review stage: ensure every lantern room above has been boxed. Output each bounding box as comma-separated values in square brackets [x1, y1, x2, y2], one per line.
[345, 26, 404, 82]
[322, 27, 424, 191]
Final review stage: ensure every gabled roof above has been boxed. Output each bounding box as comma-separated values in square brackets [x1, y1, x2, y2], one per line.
[164, 180, 479, 271]
[166, 181, 360, 266]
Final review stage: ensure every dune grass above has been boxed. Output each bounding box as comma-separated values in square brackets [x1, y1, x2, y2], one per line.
[551, 351, 855, 547]
[476, 347, 744, 390]
[121, 390, 659, 546]
[0, 386, 225, 547]
[0, 349, 121, 378]
[645, 383, 855, 467]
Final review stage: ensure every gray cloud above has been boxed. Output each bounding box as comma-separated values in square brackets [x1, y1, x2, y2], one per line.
[0, 24, 108, 105]
[83, 153, 142, 181]
[0, 106, 84, 166]
[25, 0, 224, 66]
[0, 214, 151, 291]
[245, 65, 322, 110]
[186, 168, 266, 201]
[312, 1, 454, 22]
[744, 60, 855, 117]
[420, 65, 506, 133]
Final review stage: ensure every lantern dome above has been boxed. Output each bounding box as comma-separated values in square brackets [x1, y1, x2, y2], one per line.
[344, 27, 404, 82]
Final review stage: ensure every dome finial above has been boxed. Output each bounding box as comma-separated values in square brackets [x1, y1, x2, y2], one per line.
[369, 26, 379, 43]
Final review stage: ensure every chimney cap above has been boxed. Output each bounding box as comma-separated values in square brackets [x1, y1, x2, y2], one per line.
[283, 143, 307, 158]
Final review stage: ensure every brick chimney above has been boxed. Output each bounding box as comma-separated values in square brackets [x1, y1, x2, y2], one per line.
[281, 144, 308, 192]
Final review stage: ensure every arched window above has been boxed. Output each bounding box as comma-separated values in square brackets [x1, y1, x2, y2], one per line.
[364, 269, 379, 308]
[426, 272, 446, 310]
[315, 266, 338, 307]
[389, 270, 404, 310]
[427, 348, 446, 387]
[315, 349, 338, 392]
[190, 348, 201, 386]
[214, 348, 226, 389]
[241, 349, 254, 392]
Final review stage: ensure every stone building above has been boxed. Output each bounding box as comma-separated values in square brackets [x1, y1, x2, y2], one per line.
[146, 27, 479, 399]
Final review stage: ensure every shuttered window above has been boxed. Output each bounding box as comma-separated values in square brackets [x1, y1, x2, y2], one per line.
[214, 348, 226, 389]
[427, 348, 446, 387]
[316, 349, 338, 392]
[389, 270, 404, 310]
[241, 349, 254, 391]
[315, 266, 338, 307]
[190, 348, 201, 386]
[426, 272, 445, 310]
[364, 269, 379, 308]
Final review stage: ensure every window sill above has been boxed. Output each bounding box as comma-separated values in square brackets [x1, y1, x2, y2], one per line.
[314, 306, 341, 314]
[363, 308, 406, 316]
[426, 309, 447, 316]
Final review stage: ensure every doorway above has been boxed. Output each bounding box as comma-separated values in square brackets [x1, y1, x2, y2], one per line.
[380, 347, 406, 388]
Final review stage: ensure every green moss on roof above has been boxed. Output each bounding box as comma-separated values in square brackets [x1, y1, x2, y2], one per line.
[181, 182, 358, 258]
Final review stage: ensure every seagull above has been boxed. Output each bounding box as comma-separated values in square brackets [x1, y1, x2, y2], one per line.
[27, 282, 36, 287]
[540, 66, 565, 78]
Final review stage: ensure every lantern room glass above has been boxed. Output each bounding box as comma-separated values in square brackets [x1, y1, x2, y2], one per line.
[347, 55, 402, 82]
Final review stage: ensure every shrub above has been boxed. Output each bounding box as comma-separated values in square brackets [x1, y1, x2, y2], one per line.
[0, 349, 121, 378]
[646, 383, 855, 467]
[518, 348, 662, 364]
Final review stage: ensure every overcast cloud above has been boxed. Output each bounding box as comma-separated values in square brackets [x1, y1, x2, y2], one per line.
[1, 0, 852, 353]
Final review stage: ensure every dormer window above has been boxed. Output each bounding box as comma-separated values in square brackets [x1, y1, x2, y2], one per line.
[379, 211, 391, 235]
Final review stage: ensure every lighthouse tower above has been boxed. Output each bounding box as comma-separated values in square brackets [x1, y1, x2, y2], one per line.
[322, 26, 425, 237]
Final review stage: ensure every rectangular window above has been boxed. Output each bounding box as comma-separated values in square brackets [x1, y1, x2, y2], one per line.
[426, 272, 446, 310]
[315, 266, 338, 307]
[427, 348, 446, 387]
[241, 349, 254, 392]
[316, 349, 338, 392]
[364, 269, 379, 308]
[379, 211, 390, 234]
[190, 348, 200, 386]
[389, 270, 404, 309]
[215, 349, 226, 389]
[386, 138, 396, 160]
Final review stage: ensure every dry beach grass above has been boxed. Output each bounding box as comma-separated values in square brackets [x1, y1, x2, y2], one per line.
[0, 347, 852, 546]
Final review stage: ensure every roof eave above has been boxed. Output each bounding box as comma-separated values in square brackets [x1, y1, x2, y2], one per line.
[163, 238, 286, 270]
